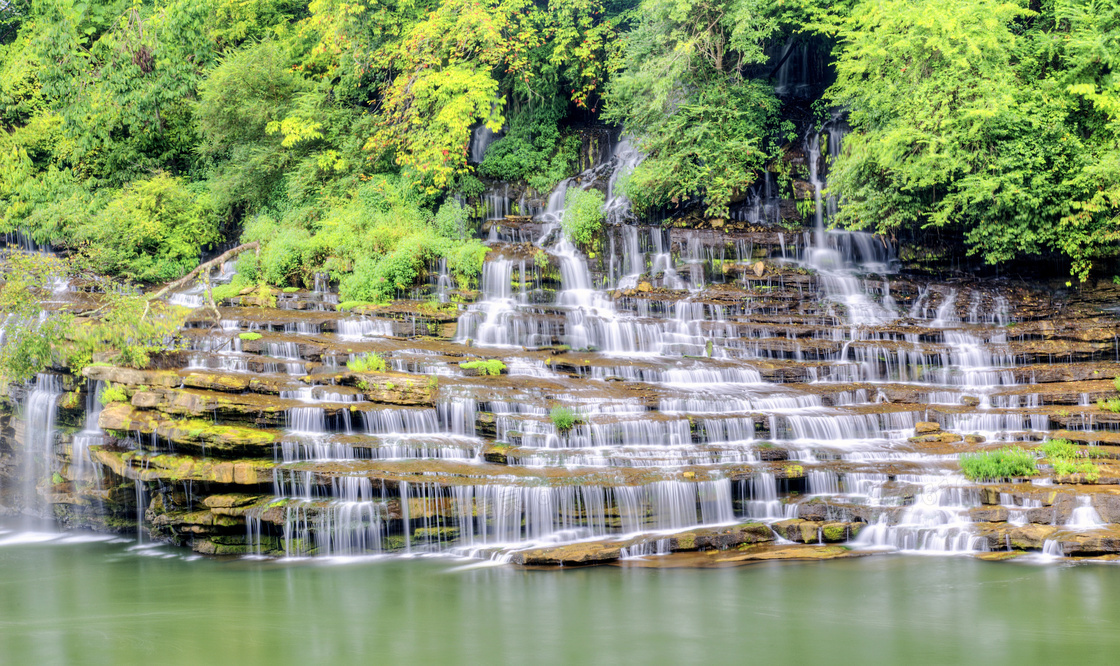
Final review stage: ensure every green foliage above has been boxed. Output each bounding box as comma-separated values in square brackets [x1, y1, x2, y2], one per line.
[0, 255, 185, 383]
[549, 405, 582, 431]
[561, 188, 605, 246]
[604, 0, 785, 216]
[69, 281, 186, 371]
[75, 173, 219, 283]
[959, 447, 1038, 482]
[1042, 438, 1100, 481]
[1042, 439, 1080, 461]
[824, 0, 1120, 280]
[238, 332, 262, 341]
[0, 253, 70, 382]
[479, 99, 580, 192]
[348, 352, 387, 374]
[459, 359, 506, 376]
[210, 282, 243, 302]
[444, 240, 490, 290]
[99, 384, 128, 406]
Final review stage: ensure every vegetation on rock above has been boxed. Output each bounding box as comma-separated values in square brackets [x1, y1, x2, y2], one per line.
[459, 359, 506, 376]
[348, 353, 387, 374]
[959, 447, 1038, 482]
[549, 406, 582, 431]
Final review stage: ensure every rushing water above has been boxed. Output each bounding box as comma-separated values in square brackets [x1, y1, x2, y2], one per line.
[0, 521, 1117, 665]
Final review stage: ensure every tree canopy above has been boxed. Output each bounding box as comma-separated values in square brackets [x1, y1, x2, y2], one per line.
[0, 0, 1115, 285]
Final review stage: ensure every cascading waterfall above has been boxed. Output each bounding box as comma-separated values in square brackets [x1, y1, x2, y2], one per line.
[20, 374, 64, 519]
[23, 132, 1111, 565]
[71, 380, 106, 483]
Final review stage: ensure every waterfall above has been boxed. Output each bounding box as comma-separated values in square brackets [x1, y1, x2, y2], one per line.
[801, 125, 896, 328]
[71, 380, 106, 483]
[20, 374, 64, 520]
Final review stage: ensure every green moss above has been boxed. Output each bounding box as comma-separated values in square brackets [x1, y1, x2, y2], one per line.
[210, 283, 242, 302]
[282, 287, 300, 293]
[459, 359, 506, 376]
[348, 353, 387, 373]
[238, 332, 262, 341]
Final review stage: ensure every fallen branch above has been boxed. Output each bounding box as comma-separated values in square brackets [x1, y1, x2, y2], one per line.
[147, 241, 259, 301]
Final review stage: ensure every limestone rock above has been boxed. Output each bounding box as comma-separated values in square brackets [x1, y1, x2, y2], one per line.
[969, 507, 1009, 523]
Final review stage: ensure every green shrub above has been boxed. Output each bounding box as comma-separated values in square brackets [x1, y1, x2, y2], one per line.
[549, 406, 582, 431]
[99, 384, 128, 405]
[459, 359, 506, 376]
[434, 199, 472, 240]
[959, 447, 1037, 481]
[445, 240, 489, 289]
[1042, 438, 1100, 481]
[1098, 398, 1120, 413]
[1041, 439, 1079, 461]
[75, 174, 219, 283]
[478, 98, 579, 192]
[211, 283, 243, 302]
[561, 188, 605, 247]
[348, 353, 387, 373]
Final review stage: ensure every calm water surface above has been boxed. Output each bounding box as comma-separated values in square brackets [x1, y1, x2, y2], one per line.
[0, 522, 1117, 665]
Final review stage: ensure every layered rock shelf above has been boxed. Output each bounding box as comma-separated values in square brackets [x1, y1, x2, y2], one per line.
[6, 222, 1120, 566]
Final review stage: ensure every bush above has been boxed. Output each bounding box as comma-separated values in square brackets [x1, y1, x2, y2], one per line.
[1041, 439, 1080, 461]
[561, 188, 605, 247]
[1098, 398, 1120, 413]
[959, 447, 1037, 481]
[445, 240, 489, 289]
[459, 359, 506, 376]
[348, 353, 387, 373]
[549, 406, 582, 431]
[74, 174, 220, 283]
[1042, 438, 1100, 481]
[478, 98, 578, 193]
[98, 384, 128, 406]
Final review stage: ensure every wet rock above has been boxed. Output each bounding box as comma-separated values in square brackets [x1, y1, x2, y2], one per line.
[182, 372, 252, 392]
[1091, 494, 1120, 523]
[510, 541, 623, 566]
[969, 507, 1009, 523]
[975, 550, 1026, 561]
[667, 523, 774, 551]
[975, 523, 1060, 549]
[772, 519, 861, 544]
[82, 365, 180, 388]
[203, 494, 265, 510]
[915, 421, 941, 434]
[1053, 526, 1120, 555]
[908, 432, 962, 444]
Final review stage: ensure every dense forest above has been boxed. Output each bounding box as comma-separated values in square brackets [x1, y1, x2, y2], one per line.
[0, 0, 1117, 297]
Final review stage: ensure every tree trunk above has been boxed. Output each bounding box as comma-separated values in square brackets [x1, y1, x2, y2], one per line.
[148, 241, 260, 301]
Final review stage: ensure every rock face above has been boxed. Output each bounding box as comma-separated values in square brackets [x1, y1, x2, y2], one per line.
[9, 222, 1120, 565]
